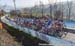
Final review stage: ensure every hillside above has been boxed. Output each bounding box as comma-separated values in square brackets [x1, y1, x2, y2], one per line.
[0, 29, 22, 46]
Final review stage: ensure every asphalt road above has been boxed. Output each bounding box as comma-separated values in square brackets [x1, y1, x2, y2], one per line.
[63, 32, 75, 43]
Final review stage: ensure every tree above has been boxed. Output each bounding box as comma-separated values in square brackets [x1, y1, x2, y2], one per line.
[40, 1, 44, 17]
[59, 2, 64, 20]
[13, 0, 16, 10]
[54, 10, 62, 19]
[67, 0, 73, 20]
[48, 0, 53, 18]
[34, 4, 37, 17]
[0, 10, 6, 16]
[10, 10, 21, 16]
[53, 3, 58, 19]
[30, 8, 33, 18]
[10, 10, 16, 16]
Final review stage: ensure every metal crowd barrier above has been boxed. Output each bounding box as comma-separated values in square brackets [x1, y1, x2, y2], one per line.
[1, 16, 75, 46]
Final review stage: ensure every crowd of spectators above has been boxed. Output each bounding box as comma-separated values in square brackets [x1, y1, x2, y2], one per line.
[6, 15, 65, 37]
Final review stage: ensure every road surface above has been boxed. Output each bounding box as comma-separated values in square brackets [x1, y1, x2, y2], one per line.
[63, 32, 75, 43]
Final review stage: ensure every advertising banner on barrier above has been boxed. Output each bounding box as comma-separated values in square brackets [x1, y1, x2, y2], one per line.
[28, 29, 36, 37]
[39, 33, 49, 43]
[23, 28, 29, 34]
[35, 32, 40, 38]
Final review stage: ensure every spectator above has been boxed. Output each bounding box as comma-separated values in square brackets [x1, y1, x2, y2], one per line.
[0, 22, 3, 30]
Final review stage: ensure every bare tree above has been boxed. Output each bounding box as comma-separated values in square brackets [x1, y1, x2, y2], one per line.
[48, 0, 52, 17]
[40, 1, 44, 17]
[54, 10, 62, 19]
[34, 4, 37, 17]
[30, 8, 33, 18]
[53, 0, 64, 20]
[67, 0, 73, 20]
[1, 9, 6, 16]
[10, 10, 16, 16]
[59, 1, 64, 20]
[53, 2, 58, 19]
[13, 0, 16, 10]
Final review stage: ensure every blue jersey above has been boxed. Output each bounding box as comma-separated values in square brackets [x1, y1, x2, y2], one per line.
[48, 20, 52, 26]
